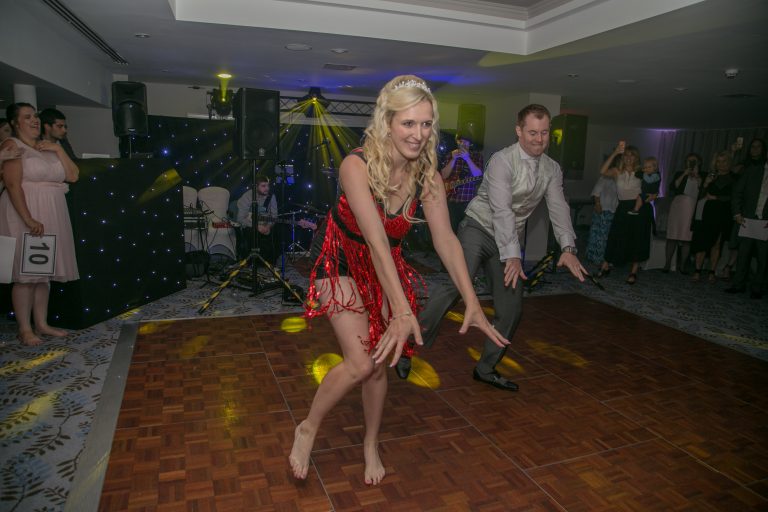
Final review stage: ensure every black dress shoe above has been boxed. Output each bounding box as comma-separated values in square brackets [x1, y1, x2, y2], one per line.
[395, 356, 411, 379]
[472, 369, 519, 391]
[725, 286, 746, 294]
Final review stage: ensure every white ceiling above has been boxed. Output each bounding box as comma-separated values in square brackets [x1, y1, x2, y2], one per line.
[2, 0, 767, 129]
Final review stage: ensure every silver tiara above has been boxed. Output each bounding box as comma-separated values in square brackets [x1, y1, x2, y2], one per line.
[392, 79, 431, 94]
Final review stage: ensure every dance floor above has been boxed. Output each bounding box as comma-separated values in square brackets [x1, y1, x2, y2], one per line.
[96, 294, 768, 511]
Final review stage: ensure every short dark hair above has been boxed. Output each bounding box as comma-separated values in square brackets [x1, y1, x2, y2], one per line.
[517, 104, 551, 127]
[40, 108, 66, 127]
[255, 175, 269, 185]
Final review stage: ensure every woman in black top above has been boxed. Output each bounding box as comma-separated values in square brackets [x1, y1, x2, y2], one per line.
[690, 150, 737, 281]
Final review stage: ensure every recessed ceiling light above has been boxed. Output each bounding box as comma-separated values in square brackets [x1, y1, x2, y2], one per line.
[330, 48, 349, 54]
[617, 79, 637, 84]
[673, 87, 688, 92]
[285, 43, 312, 51]
[134, 33, 150, 38]
[567, 73, 579, 78]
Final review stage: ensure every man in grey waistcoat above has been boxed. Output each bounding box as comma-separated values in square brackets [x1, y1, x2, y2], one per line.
[396, 104, 587, 390]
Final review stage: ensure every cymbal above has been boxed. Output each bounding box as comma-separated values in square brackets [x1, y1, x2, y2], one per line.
[292, 203, 326, 215]
[321, 167, 337, 177]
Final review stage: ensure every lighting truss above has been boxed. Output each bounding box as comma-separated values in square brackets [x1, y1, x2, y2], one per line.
[281, 97, 375, 117]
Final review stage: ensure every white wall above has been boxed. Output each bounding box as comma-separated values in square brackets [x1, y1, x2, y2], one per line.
[1, 3, 112, 105]
[58, 105, 119, 158]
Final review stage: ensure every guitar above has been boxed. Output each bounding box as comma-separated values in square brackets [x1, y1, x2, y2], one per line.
[246, 214, 318, 231]
[445, 175, 483, 192]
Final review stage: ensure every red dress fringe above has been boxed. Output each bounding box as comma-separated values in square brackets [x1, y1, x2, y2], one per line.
[305, 193, 426, 355]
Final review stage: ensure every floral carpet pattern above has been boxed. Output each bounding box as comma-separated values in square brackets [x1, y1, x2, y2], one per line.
[0, 256, 765, 511]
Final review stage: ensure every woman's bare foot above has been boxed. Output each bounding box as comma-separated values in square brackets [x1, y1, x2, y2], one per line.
[19, 330, 42, 346]
[289, 421, 316, 479]
[37, 325, 68, 337]
[363, 441, 385, 485]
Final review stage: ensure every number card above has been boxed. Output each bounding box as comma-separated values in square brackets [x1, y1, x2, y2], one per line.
[21, 233, 56, 275]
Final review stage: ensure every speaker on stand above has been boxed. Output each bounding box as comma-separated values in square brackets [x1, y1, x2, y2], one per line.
[112, 81, 148, 158]
[547, 114, 588, 179]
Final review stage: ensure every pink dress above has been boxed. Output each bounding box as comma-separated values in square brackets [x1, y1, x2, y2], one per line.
[0, 137, 79, 283]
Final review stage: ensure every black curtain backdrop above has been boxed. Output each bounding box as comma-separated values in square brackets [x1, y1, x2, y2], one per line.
[130, 116, 365, 215]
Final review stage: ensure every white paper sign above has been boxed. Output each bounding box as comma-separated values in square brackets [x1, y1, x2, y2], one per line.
[0, 235, 16, 283]
[21, 233, 56, 275]
[738, 218, 768, 241]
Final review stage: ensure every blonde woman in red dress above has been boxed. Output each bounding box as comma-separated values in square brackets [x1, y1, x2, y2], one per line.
[289, 75, 508, 484]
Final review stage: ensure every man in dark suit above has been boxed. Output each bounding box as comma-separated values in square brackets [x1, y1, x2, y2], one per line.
[726, 162, 768, 298]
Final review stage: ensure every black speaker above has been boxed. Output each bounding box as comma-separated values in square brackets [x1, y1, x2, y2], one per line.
[233, 88, 280, 160]
[548, 114, 588, 179]
[457, 104, 486, 149]
[112, 81, 148, 137]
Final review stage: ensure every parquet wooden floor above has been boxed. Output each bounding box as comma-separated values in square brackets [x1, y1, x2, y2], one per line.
[98, 294, 768, 511]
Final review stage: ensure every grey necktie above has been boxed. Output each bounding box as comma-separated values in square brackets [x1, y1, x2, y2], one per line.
[524, 158, 538, 189]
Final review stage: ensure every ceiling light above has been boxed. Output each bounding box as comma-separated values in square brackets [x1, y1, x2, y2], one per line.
[616, 79, 636, 84]
[298, 87, 330, 118]
[673, 87, 687, 92]
[567, 73, 579, 78]
[208, 88, 233, 118]
[330, 48, 349, 54]
[133, 32, 150, 38]
[724, 68, 739, 79]
[285, 43, 312, 51]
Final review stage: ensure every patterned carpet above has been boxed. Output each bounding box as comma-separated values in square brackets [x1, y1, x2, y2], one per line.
[0, 253, 765, 511]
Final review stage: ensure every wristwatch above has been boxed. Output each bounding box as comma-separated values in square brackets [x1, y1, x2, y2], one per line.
[562, 246, 578, 255]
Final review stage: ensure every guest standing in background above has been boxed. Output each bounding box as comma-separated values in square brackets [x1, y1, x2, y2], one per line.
[663, 153, 703, 274]
[721, 138, 767, 277]
[585, 174, 618, 265]
[725, 159, 768, 298]
[597, 143, 648, 284]
[0, 103, 79, 346]
[441, 132, 484, 233]
[690, 151, 736, 282]
[39, 108, 77, 161]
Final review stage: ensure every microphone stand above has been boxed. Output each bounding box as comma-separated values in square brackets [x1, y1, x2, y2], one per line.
[198, 160, 307, 314]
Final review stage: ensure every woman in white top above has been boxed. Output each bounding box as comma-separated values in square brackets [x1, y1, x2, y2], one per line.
[596, 142, 648, 284]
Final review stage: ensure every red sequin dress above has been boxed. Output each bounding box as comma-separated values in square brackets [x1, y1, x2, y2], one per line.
[305, 152, 426, 355]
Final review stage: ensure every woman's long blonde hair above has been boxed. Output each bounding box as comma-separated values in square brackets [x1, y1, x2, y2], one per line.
[362, 75, 439, 222]
[618, 145, 641, 173]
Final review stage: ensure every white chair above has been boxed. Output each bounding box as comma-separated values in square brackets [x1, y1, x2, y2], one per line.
[197, 186, 236, 261]
[182, 186, 198, 209]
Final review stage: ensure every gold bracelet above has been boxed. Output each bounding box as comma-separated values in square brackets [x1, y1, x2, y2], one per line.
[391, 311, 412, 321]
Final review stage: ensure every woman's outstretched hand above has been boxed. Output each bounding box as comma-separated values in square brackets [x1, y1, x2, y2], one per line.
[372, 312, 423, 367]
[459, 302, 509, 348]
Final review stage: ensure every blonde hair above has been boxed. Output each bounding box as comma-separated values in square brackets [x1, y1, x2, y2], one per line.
[619, 145, 641, 173]
[362, 75, 439, 222]
[643, 156, 658, 171]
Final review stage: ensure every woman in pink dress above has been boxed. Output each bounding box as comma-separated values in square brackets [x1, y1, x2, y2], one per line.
[0, 103, 79, 346]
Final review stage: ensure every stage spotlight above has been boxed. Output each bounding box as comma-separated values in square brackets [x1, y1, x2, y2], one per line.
[208, 88, 233, 118]
[299, 86, 330, 118]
